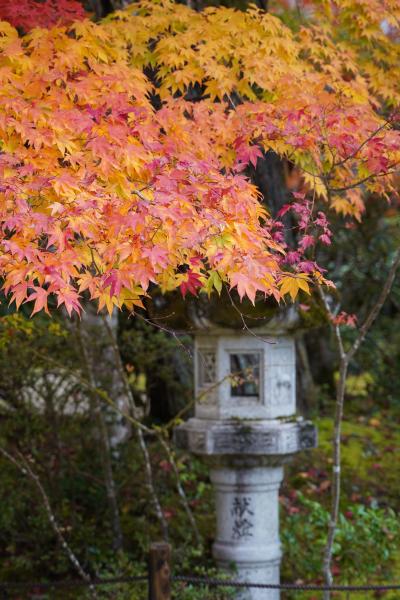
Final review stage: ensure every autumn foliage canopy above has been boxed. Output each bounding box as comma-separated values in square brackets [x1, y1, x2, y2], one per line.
[0, 0, 86, 31]
[0, 0, 399, 315]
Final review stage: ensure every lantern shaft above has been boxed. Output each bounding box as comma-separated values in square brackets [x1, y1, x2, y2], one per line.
[211, 465, 283, 600]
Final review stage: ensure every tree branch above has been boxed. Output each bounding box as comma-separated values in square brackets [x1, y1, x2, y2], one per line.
[320, 245, 400, 599]
[0, 447, 98, 599]
[347, 247, 400, 362]
[157, 432, 202, 547]
[75, 318, 124, 552]
[101, 314, 170, 541]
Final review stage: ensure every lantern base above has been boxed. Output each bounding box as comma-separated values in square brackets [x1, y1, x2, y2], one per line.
[174, 418, 317, 599]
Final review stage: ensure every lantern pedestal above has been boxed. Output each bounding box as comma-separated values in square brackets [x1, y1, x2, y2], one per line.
[175, 417, 316, 600]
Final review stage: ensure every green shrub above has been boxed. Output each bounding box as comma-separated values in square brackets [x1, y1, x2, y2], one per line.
[282, 492, 400, 585]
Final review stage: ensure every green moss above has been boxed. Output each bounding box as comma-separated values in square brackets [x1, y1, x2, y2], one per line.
[314, 416, 400, 504]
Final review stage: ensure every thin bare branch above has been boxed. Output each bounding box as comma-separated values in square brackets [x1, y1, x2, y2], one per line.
[101, 314, 169, 541]
[133, 311, 194, 359]
[75, 319, 124, 552]
[0, 447, 98, 599]
[156, 432, 202, 546]
[318, 287, 345, 361]
[329, 167, 397, 193]
[347, 247, 400, 362]
[320, 246, 400, 599]
[224, 284, 276, 345]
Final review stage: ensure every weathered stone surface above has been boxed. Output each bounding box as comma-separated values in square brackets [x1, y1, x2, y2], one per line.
[174, 418, 317, 456]
[174, 327, 317, 600]
[211, 465, 283, 600]
[194, 334, 296, 420]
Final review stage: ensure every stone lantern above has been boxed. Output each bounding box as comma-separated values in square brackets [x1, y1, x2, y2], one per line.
[174, 308, 317, 600]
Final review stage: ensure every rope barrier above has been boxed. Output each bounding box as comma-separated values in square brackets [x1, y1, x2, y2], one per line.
[1, 574, 400, 593]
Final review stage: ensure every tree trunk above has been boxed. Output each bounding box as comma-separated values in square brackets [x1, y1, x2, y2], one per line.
[76, 309, 125, 551]
[296, 335, 317, 415]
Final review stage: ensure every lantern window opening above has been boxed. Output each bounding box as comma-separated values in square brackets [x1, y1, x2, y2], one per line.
[229, 351, 262, 399]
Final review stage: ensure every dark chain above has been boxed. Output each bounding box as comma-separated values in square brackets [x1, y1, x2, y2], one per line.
[173, 575, 400, 591]
[0, 576, 147, 590]
[1, 574, 400, 593]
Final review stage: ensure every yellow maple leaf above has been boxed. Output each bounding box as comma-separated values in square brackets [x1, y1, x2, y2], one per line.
[279, 274, 310, 301]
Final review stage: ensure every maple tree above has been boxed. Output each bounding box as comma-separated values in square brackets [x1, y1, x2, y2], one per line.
[0, 0, 399, 316]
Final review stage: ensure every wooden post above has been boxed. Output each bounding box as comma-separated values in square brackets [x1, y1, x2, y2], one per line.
[148, 542, 172, 600]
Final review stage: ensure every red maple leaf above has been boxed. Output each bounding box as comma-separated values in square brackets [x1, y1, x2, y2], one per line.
[180, 271, 202, 298]
[0, 0, 87, 32]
